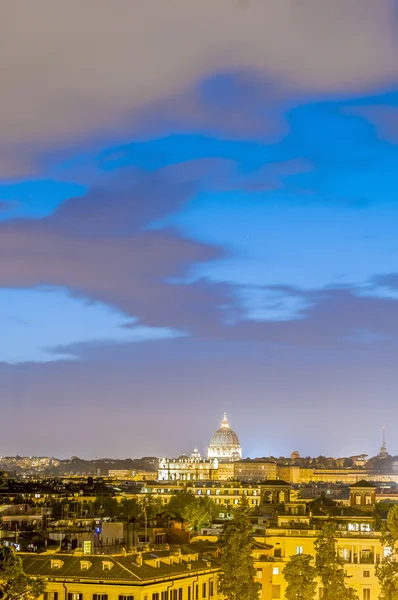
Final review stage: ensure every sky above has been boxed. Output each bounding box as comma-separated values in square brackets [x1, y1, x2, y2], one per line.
[1, 0, 398, 460]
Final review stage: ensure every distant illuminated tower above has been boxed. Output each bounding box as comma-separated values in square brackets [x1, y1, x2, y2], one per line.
[379, 427, 389, 458]
[207, 413, 242, 461]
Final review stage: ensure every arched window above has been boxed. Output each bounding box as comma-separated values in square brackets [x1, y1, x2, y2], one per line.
[263, 490, 272, 503]
[365, 493, 372, 505]
[355, 493, 362, 505]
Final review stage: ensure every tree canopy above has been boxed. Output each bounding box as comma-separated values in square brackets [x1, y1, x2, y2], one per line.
[283, 553, 317, 600]
[219, 497, 261, 600]
[376, 505, 398, 600]
[314, 523, 358, 600]
[0, 546, 46, 600]
[166, 492, 216, 531]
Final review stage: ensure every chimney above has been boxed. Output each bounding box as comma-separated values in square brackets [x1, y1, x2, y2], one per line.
[136, 553, 143, 566]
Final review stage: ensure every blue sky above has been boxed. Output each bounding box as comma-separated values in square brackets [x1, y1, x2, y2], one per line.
[1, 1, 398, 458]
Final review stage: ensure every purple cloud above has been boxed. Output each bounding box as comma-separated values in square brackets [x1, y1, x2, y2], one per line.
[2, 0, 398, 177]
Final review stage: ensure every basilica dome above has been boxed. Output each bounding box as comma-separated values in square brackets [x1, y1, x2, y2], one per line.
[208, 413, 242, 461]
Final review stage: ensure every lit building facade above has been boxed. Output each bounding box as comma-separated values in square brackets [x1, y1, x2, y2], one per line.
[21, 550, 221, 600]
[158, 449, 218, 482]
[207, 414, 242, 461]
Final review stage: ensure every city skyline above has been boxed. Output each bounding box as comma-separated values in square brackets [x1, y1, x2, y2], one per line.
[2, 2, 398, 458]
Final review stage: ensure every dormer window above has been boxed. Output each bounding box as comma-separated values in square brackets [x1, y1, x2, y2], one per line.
[51, 560, 64, 569]
[80, 560, 92, 570]
[102, 561, 113, 571]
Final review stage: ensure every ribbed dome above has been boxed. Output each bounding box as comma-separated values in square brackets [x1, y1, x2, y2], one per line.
[209, 413, 240, 447]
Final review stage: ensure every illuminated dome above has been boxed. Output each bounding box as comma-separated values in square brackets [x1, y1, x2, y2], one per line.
[208, 413, 242, 461]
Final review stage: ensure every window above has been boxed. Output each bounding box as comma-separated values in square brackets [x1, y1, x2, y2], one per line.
[355, 493, 362, 505]
[119, 597, 134, 600]
[365, 494, 372, 505]
[363, 590, 371, 600]
[172, 591, 177, 600]
[178, 590, 182, 600]
[161, 594, 167, 600]
[296, 546, 303, 555]
[209, 581, 214, 597]
[188, 588, 191, 600]
[102, 561, 113, 571]
[272, 585, 281, 599]
[51, 560, 63, 569]
[195, 584, 199, 600]
[202, 583, 206, 598]
[256, 569, 263, 579]
[93, 596, 107, 600]
[274, 548, 282, 558]
[273, 567, 279, 575]
[44, 594, 58, 600]
[363, 570, 370, 578]
[384, 546, 392, 557]
[68, 595, 82, 600]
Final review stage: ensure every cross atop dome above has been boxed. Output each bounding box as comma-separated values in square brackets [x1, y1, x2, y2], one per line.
[221, 412, 229, 428]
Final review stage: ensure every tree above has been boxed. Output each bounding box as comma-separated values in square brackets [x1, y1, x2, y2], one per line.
[283, 553, 317, 600]
[166, 493, 217, 531]
[314, 523, 358, 600]
[182, 497, 217, 532]
[376, 505, 398, 600]
[0, 546, 46, 600]
[219, 497, 261, 600]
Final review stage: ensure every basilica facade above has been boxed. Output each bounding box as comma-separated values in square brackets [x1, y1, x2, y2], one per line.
[158, 414, 242, 481]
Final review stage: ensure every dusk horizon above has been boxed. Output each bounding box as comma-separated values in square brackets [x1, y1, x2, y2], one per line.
[2, 1, 398, 461]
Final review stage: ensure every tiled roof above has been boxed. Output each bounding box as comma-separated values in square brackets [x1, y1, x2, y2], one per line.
[20, 552, 219, 583]
[349, 480, 376, 488]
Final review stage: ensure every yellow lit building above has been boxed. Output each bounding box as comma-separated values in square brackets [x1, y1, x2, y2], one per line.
[187, 481, 262, 509]
[264, 481, 383, 600]
[21, 549, 221, 600]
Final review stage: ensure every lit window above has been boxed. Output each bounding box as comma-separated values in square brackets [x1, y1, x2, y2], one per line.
[384, 547, 392, 557]
[296, 546, 303, 555]
[256, 569, 263, 579]
[273, 567, 279, 575]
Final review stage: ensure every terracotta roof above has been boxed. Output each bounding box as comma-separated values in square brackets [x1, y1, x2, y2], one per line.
[20, 552, 219, 582]
[261, 480, 290, 487]
[349, 480, 376, 488]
